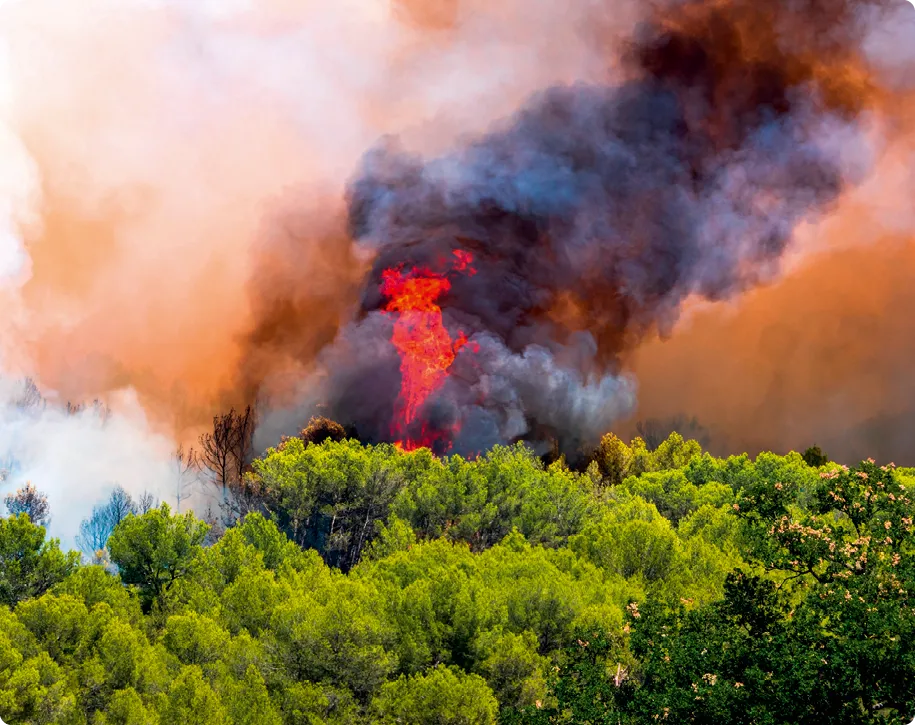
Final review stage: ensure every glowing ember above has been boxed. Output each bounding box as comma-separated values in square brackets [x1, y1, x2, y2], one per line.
[381, 250, 476, 451]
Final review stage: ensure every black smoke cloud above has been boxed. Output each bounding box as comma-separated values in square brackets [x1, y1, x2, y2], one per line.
[275, 0, 883, 456]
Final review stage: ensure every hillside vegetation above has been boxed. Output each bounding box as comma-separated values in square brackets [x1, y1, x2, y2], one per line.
[1, 432, 913, 724]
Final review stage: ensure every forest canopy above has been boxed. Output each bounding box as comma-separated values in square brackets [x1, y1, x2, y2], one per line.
[1, 429, 913, 724]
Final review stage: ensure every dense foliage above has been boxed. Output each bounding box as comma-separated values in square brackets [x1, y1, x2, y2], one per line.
[1, 431, 913, 724]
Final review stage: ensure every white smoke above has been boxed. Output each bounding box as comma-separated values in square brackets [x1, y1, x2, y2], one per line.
[0, 385, 180, 550]
[0, 10, 37, 329]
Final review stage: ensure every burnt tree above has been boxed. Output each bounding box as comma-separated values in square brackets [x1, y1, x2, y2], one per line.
[198, 406, 259, 524]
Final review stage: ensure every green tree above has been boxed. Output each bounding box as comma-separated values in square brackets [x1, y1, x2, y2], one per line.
[52, 565, 142, 623]
[365, 515, 417, 561]
[621, 470, 699, 525]
[651, 432, 703, 471]
[802, 445, 829, 468]
[15, 593, 90, 662]
[85, 618, 169, 706]
[266, 578, 397, 701]
[372, 665, 499, 725]
[626, 437, 654, 477]
[93, 687, 159, 725]
[0, 651, 81, 724]
[162, 613, 231, 668]
[107, 504, 208, 611]
[218, 665, 283, 725]
[158, 665, 227, 725]
[677, 503, 741, 553]
[591, 433, 632, 487]
[251, 438, 410, 570]
[393, 444, 594, 551]
[236, 512, 311, 571]
[472, 630, 547, 710]
[0, 513, 79, 607]
[571, 497, 681, 583]
[4, 434, 913, 725]
[504, 628, 624, 725]
[621, 574, 804, 724]
[621, 459, 915, 724]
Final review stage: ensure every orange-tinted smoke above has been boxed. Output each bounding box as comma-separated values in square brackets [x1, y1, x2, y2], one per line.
[392, 0, 461, 30]
[15, 197, 248, 432]
[0, 2, 320, 439]
[625, 239, 915, 463]
[237, 200, 366, 409]
[0, 0, 617, 443]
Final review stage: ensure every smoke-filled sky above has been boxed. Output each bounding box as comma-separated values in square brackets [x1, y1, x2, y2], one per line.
[1, 0, 915, 540]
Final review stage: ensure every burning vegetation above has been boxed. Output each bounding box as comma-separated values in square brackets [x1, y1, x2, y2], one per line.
[381, 250, 479, 452]
[250, 0, 892, 458]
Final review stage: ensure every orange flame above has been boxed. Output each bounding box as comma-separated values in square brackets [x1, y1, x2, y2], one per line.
[381, 250, 476, 451]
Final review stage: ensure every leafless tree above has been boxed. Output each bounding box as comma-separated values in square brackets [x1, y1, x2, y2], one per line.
[228, 471, 267, 522]
[4, 481, 51, 526]
[76, 485, 137, 556]
[198, 406, 258, 524]
[136, 491, 158, 514]
[635, 419, 670, 451]
[233, 407, 257, 483]
[199, 411, 240, 503]
[91, 399, 112, 424]
[75, 485, 160, 557]
[201, 503, 226, 546]
[65, 399, 112, 424]
[0, 451, 22, 483]
[107, 485, 136, 525]
[76, 507, 116, 556]
[12, 377, 44, 412]
[172, 445, 198, 513]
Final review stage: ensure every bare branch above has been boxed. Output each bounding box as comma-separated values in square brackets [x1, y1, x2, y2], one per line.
[198, 406, 259, 526]
[12, 377, 44, 412]
[76, 484, 137, 556]
[136, 491, 158, 514]
[172, 445, 198, 513]
[3, 481, 51, 526]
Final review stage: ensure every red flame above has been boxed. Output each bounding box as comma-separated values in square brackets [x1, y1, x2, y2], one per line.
[381, 250, 477, 452]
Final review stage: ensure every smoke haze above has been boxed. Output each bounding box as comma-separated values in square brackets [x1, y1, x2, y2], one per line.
[286, 0, 910, 457]
[0, 0, 914, 542]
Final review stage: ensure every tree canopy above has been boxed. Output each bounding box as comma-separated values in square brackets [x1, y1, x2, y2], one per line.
[1, 430, 913, 724]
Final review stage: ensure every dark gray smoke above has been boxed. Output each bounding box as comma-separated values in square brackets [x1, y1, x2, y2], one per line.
[289, 0, 881, 456]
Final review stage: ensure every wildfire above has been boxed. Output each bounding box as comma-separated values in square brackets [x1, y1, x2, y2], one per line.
[381, 250, 476, 452]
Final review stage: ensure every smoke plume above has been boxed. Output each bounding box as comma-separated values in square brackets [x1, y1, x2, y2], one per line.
[274, 0, 898, 457]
